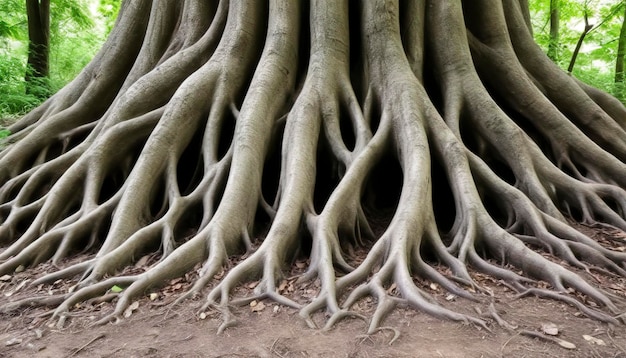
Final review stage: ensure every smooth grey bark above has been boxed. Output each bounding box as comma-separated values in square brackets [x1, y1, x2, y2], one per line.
[1, 0, 626, 333]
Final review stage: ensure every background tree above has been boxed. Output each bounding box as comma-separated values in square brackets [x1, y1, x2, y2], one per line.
[0, 0, 114, 116]
[548, 0, 560, 60]
[24, 0, 50, 97]
[2, 0, 626, 334]
[531, 0, 626, 101]
[616, 5, 626, 97]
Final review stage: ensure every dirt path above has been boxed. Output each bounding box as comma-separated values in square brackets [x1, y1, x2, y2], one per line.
[2, 223, 626, 357]
[2, 285, 625, 358]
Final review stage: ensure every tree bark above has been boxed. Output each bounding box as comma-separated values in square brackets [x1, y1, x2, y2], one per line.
[25, 0, 50, 97]
[548, 0, 559, 61]
[2, 0, 626, 333]
[615, 5, 626, 97]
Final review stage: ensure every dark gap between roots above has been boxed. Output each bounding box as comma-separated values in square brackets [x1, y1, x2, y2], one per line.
[173, 200, 204, 245]
[348, 3, 366, 106]
[362, 149, 402, 237]
[149, 176, 168, 221]
[43, 141, 64, 163]
[430, 155, 456, 241]
[176, 126, 205, 196]
[217, 109, 236, 161]
[602, 196, 622, 217]
[339, 104, 356, 152]
[261, 119, 283, 207]
[98, 145, 143, 205]
[63, 125, 92, 153]
[313, 135, 343, 214]
[560, 196, 584, 222]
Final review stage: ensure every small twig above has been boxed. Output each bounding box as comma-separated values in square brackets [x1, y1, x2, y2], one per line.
[66, 333, 105, 357]
[501, 330, 522, 354]
[376, 326, 400, 345]
[269, 338, 285, 358]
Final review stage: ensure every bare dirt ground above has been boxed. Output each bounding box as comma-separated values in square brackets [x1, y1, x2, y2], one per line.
[1, 224, 626, 358]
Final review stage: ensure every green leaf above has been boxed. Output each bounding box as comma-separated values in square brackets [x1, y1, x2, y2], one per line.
[110, 285, 123, 293]
[0, 129, 10, 139]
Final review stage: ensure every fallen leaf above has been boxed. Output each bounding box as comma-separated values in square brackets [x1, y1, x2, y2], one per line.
[583, 335, 606, 346]
[5, 338, 22, 346]
[134, 255, 151, 268]
[556, 339, 576, 350]
[295, 261, 306, 269]
[278, 280, 289, 293]
[251, 301, 265, 313]
[110, 285, 123, 293]
[541, 323, 559, 336]
[247, 281, 259, 289]
[250, 300, 258, 307]
[149, 293, 158, 301]
[199, 312, 207, 320]
[123, 301, 140, 318]
[445, 294, 456, 301]
[0, 275, 11, 281]
[429, 283, 439, 291]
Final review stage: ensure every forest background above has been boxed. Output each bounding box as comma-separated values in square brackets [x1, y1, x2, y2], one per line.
[1, 0, 626, 129]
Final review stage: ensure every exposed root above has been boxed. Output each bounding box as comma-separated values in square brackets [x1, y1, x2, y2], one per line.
[2, 0, 626, 337]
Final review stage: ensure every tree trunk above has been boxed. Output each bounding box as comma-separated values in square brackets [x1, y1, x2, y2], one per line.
[616, 5, 626, 98]
[548, 0, 559, 61]
[568, 12, 593, 73]
[24, 0, 50, 97]
[2, 0, 626, 333]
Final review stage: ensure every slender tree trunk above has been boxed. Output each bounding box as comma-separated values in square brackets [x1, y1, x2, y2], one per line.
[615, 5, 626, 95]
[25, 0, 50, 97]
[568, 12, 593, 74]
[548, 0, 559, 61]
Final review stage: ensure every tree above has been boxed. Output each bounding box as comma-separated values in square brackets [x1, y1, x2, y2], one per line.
[24, 0, 50, 97]
[2, 0, 626, 334]
[616, 4, 626, 95]
[548, 0, 560, 60]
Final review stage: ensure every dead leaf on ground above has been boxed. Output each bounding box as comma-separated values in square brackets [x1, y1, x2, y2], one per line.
[541, 323, 559, 336]
[583, 335, 606, 346]
[250, 300, 265, 313]
[123, 301, 140, 318]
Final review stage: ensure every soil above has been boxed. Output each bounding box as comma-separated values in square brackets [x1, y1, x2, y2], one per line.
[1, 224, 626, 358]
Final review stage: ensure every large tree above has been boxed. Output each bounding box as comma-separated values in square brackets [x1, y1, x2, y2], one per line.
[2, 0, 626, 333]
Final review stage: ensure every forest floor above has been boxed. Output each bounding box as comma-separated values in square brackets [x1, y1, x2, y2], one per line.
[1, 224, 626, 358]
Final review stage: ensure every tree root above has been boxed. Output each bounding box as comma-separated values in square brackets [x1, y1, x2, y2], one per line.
[2, 0, 626, 337]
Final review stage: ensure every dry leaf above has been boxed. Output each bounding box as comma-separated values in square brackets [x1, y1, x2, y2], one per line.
[295, 261, 306, 269]
[556, 339, 576, 350]
[541, 323, 559, 336]
[123, 301, 140, 318]
[0, 275, 11, 282]
[429, 283, 439, 291]
[199, 312, 207, 320]
[278, 280, 288, 293]
[583, 335, 606, 346]
[149, 293, 158, 301]
[247, 281, 259, 289]
[445, 294, 456, 301]
[251, 301, 265, 313]
[134, 255, 151, 268]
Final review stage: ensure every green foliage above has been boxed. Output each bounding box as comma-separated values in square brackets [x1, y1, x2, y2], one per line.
[0, 0, 120, 118]
[530, 0, 626, 102]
